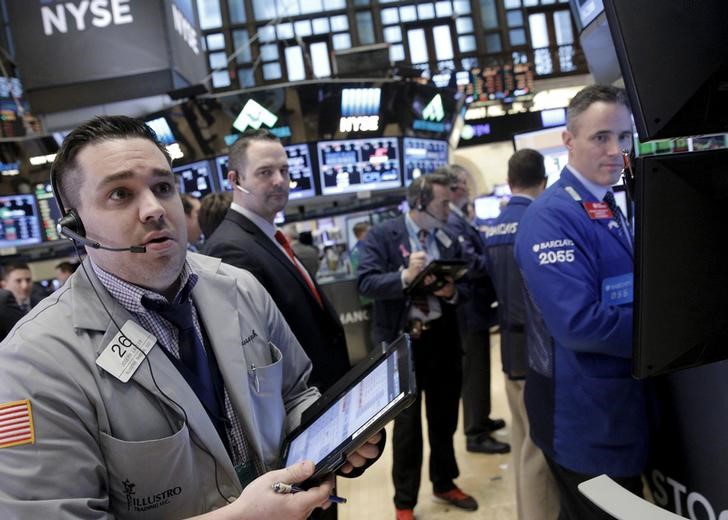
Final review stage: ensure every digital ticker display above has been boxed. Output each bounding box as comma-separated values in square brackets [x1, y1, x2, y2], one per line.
[317, 137, 401, 195]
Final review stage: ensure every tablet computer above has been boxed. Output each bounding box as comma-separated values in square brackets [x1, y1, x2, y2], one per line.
[279, 334, 416, 485]
[405, 259, 468, 294]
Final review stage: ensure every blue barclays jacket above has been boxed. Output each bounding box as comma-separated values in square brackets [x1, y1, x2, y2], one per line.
[445, 208, 497, 332]
[483, 195, 532, 380]
[514, 167, 647, 477]
[357, 215, 462, 346]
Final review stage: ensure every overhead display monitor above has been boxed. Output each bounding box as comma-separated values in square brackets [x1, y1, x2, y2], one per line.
[0, 194, 43, 248]
[570, 0, 605, 30]
[402, 137, 449, 186]
[145, 116, 176, 146]
[317, 137, 401, 195]
[215, 144, 317, 200]
[173, 160, 215, 199]
[34, 182, 62, 241]
[604, 0, 728, 140]
[285, 143, 317, 200]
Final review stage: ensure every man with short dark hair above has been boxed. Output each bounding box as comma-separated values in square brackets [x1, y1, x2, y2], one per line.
[204, 130, 351, 393]
[54, 260, 79, 286]
[483, 149, 556, 520]
[0, 116, 380, 519]
[180, 193, 202, 250]
[444, 164, 509, 456]
[514, 85, 645, 519]
[0, 263, 35, 313]
[358, 173, 477, 520]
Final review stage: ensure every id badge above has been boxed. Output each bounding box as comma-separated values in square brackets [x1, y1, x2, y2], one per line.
[583, 201, 613, 220]
[96, 320, 157, 382]
[602, 273, 633, 305]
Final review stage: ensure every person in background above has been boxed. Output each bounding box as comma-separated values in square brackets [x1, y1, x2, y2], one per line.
[358, 173, 478, 520]
[0, 115, 381, 519]
[514, 85, 645, 519]
[283, 225, 320, 279]
[198, 191, 232, 239]
[0, 263, 37, 313]
[348, 221, 371, 274]
[55, 260, 79, 286]
[444, 164, 510, 455]
[180, 193, 202, 250]
[0, 287, 24, 341]
[483, 149, 557, 520]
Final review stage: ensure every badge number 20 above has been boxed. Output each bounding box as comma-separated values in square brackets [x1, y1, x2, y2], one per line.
[539, 249, 575, 265]
[111, 334, 135, 358]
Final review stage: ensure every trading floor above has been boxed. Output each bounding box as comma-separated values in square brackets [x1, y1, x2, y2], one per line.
[340, 333, 516, 520]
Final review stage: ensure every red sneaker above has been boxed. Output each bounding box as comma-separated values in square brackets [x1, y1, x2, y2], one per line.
[433, 487, 479, 511]
[395, 508, 415, 520]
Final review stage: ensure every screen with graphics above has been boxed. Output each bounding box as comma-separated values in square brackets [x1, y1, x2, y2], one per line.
[215, 144, 317, 200]
[0, 194, 43, 248]
[402, 137, 449, 186]
[34, 182, 62, 241]
[317, 137, 401, 195]
[173, 160, 215, 198]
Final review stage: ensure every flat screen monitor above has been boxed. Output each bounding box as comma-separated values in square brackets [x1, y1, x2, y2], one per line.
[215, 144, 317, 200]
[145, 116, 176, 146]
[571, 0, 604, 30]
[632, 149, 728, 378]
[317, 137, 401, 195]
[34, 182, 62, 241]
[402, 137, 449, 186]
[604, 0, 728, 140]
[173, 160, 215, 198]
[0, 194, 43, 248]
[474, 195, 504, 220]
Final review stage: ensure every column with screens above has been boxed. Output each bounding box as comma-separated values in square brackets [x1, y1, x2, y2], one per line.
[0, 194, 43, 248]
[317, 137, 401, 195]
[173, 160, 216, 198]
[402, 137, 449, 186]
[215, 144, 317, 200]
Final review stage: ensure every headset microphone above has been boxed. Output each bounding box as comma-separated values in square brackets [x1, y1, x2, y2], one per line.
[57, 224, 147, 253]
[424, 208, 448, 226]
[235, 184, 252, 195]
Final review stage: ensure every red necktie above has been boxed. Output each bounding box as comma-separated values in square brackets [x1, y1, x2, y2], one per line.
[274, 231, 323, 307]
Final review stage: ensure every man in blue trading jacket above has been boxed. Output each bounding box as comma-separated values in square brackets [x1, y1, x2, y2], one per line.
[484, 150, 558, 520]
[514, 85, 647, 519]
[444, 164, 509, 455]
[358, 173, 477, 520]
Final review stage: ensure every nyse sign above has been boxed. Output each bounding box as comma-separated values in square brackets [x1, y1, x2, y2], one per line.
[41, 0, 133, 36]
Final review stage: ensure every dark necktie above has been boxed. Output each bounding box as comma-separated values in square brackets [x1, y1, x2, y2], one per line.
[412, 229, 431, 314]
[18, 302, 30, 314]
[603, 191, 633, 249]
[141, 290, 222, 423]
[274, 230, 323, 307]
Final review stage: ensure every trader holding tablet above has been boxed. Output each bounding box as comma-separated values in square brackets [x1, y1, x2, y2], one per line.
[0, 116, 380, 520]
[358, 173, 477, 520]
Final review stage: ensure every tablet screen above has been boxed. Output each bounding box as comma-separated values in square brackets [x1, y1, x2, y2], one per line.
[285, 350, 404, 466]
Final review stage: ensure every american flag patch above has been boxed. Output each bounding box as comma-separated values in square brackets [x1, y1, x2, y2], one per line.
[0, 400, 35, 449]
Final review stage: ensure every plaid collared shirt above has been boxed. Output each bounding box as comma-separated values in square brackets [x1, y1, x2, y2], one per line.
[91, 260, 256, 470]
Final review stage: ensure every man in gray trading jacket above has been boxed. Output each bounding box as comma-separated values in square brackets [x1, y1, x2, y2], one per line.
[0, 116, 381, 520]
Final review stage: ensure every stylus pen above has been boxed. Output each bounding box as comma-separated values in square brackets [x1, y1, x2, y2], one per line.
[272, 481, 348, 504]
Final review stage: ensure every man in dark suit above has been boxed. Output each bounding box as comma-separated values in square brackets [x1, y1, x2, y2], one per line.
[203, 130, 350, 393]
[0, 288, 24, 341]
[357, 173, 477, 520]
[1, 263, 40, 313]
[444, 165, 510, 455]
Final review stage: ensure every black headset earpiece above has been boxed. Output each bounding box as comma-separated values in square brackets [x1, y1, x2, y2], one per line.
[57, 208, 86, 237]
[50, 162, 87, 238]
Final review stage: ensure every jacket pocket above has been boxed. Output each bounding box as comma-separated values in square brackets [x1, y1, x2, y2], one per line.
[99, 424, 203, 519]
